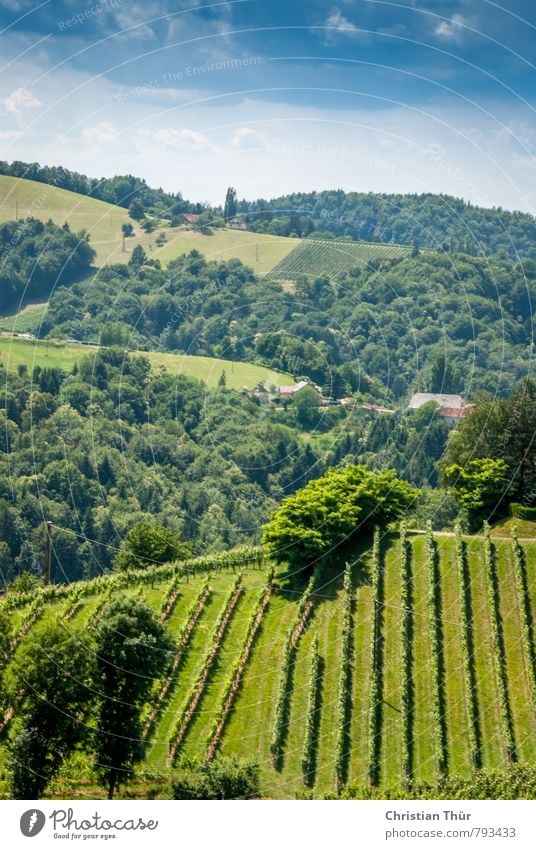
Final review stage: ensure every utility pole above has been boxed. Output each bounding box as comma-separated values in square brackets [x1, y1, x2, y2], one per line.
[15, 200, 19, 221]
[44, 521, 52, 586]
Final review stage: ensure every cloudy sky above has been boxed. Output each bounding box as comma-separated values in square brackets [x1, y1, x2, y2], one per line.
[0, 0, 535, 210]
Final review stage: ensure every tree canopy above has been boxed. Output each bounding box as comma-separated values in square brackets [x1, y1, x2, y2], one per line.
[262, 464, 415, 570]
[439, 379, 536, 506]
[93, 597, 173, 798]
[116, 522, 191, 570]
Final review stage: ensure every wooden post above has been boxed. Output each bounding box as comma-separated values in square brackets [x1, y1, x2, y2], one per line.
[44, 521, 52, 585]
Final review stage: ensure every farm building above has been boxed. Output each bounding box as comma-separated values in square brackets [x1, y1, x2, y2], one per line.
[227, 216, 248, 230]
[278, 380, 322, 399]
[408, 392, 471, 427]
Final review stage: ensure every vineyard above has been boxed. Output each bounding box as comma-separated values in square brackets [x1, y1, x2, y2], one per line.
[267, 238, 411, 281]
[0, 531, 535, 799]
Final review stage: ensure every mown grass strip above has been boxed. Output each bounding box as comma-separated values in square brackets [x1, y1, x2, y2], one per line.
[455, 523, 482, 771]
[301, 635, 322, 786]
[425, 523, 448, 777]
[399, 521, 413, 788]
[168, 575, 243, 763]
[143, 580, 211, 740]
[367, 528, 383, 786]
[483, 524, 516, 763]
[270, 573, 317, 770]
[334, 563, 353, 789]
[206, 579, 273, 761]
[511, 526, 536, 708]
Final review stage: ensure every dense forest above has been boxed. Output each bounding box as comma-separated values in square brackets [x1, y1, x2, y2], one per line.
[0, 218, 95, 310]
[0, 343, 460, 586]
[238, 189, 536, 260]
[39, 246, 535, 400]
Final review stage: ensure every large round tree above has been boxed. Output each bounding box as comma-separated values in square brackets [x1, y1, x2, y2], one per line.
[262, 464, 415, 570]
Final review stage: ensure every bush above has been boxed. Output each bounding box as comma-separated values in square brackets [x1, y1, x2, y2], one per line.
[172, 757, 260, 799]
[509, 502, 536, 519]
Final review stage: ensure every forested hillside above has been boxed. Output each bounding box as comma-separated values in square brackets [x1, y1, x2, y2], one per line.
[239, 189, 536, 260]
[0, 348, 322, 584]
[40, 246, 535, 400]
[0, 218, 95, 310]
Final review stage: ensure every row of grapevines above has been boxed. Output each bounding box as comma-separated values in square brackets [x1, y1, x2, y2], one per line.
[301, 635, 321, 785]
[143, 580, 211, 740]
[64, 586, 84, 622]
[86, 590, 112, 633]
[206, 575, 273, 761]
[8, 597, 44, 657]
[367, 527, 383, 786]
[399, 521, 412, 787]
[454, 523, 481, 770]
[270, 573, 318, 768]
[482, 523, 516, 763]
[1, 545, 263, 611]
[159, 575, 182, 623]
[335, 563, 353, 788]
[510, 526, 536, 708]
[168, 575, 243, 763]
[425, 522, 447, 777]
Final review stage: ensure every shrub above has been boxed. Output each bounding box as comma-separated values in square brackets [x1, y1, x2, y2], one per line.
[509, 502, 536, 519]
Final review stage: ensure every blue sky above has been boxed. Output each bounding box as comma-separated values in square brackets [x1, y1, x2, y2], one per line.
[0, 0, 535, 209]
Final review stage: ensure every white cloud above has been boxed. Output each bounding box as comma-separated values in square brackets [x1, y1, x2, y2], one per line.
[82, 121, 120, 146]
[231, 127, 268, 150]
[513, 154, 536, 170]
[435, 14, 470, 42]
[140, 127, 220, 152]
[2, 87, 41, 114]
[322, 8, 361, 45]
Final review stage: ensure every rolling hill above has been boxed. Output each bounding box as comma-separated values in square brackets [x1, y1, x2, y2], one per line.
[0, 335, 290, 391]
[0, 175, 298, 274]
[1, 527, 534, 799]
[0, 174, 132, 267]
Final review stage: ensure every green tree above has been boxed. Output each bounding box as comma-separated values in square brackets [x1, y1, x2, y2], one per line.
[223, 187, 238, 220]
[7, 625, 96, 799]
[116, 522, 190, 570]
[294, 386, 321, 429]
[93, 598, 173, 798]
[429, 352, 461, 394]
[442, 457, 509, 523]
[262, 465, 416, 571]
[128, 198, 144, 220]
[128, 244, 147, 270]
[122, 222, 134, 237]
[439, 379, 536, 504]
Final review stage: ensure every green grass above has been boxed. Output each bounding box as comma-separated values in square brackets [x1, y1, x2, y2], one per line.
[411, 536, 437, 783]
[147, 227, 298, 275]
[0, 176, 297, 274]
[0, 175, 132, 267]
[146, 351, 291, 390]
[0, 335, 290, 390]
[2, 534, 536, 799]
[267, 238, 411, 281]
[490, 517, 536, 539]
